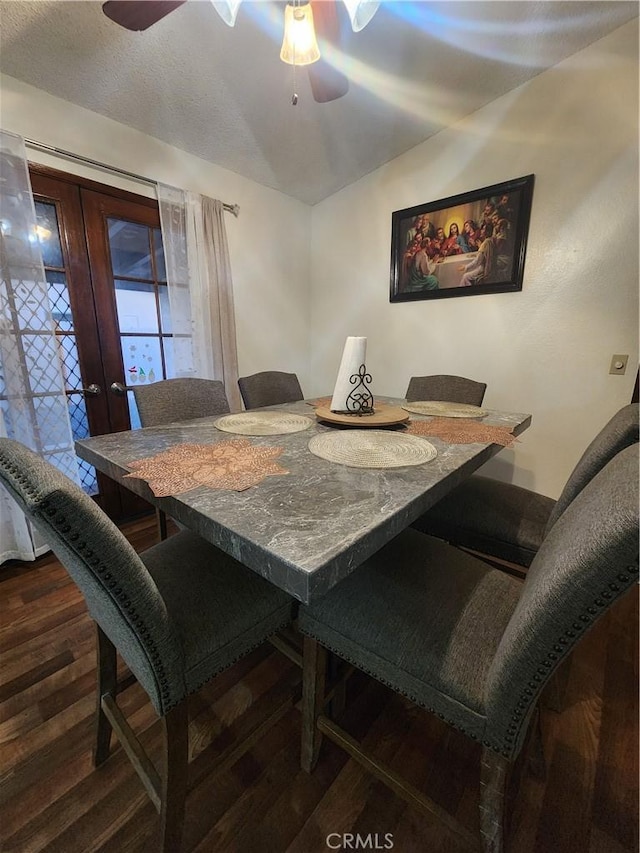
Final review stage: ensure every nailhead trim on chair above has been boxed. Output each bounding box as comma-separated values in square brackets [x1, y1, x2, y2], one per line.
[500, 561, 639, 758]
[299, 628, 496, 750]
[189, 616, 292, 695]
[301, 559, 639, 763]
[37, 495, 177, 713]
[3, 450, 297, 716]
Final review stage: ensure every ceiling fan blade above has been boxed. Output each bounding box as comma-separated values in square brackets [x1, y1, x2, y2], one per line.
[102, 1, 187, 31]
[308, 0, 349, 103]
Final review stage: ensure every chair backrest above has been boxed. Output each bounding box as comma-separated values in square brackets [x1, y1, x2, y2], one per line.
[133, 378, 230, 427]
[0, 438, 184, 715]
[238, 371, 304, 409]
[485, 444, 638, 757]
[545, 403, 639, 531]
[405, 375, 487, 406]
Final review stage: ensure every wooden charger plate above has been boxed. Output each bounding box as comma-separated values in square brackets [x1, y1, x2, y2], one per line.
[314, 405, 409, 428]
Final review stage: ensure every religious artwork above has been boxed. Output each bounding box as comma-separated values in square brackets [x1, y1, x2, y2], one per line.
[389, 175, 534, 302]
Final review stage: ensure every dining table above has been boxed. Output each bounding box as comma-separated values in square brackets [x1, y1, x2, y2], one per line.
[75, 397, 531, 604]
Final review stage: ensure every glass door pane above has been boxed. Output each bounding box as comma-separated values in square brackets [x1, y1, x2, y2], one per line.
[107, 219, 170, 431]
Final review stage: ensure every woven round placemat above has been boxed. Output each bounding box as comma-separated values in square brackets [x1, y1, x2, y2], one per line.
[214, 412, 313, 436]
[402, 400, 487, 418]
[308, 430, 437, 469]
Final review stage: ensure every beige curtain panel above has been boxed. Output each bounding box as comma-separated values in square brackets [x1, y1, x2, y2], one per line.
[157, 184, 241, 412]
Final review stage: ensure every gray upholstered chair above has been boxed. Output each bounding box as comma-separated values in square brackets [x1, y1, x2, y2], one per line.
[298, 444, 638, 853]
[413, 403, 639, 570]
[133, 378, 231, 540]
[133, 377, 230, 426]
[238, 371, 304, 410]
[405, 374, 487, 405]
[0, 438, 296, 853]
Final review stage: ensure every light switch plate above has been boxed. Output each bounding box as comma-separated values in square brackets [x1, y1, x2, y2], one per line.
[609, 354, 629, 375]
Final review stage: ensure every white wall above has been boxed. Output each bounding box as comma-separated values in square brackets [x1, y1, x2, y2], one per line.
[309, 21, 639, 498]
[0, 73, 312, 392]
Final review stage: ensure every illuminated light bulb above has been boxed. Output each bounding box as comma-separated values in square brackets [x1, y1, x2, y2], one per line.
[280, 2, 321, 67]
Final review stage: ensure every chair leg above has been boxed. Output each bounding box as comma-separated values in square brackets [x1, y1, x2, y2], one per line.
[301, 636, 327, 773]
[159, 702, 189, 853]
[479, 747, 510, 853]
[329, 652, 346, 719]
[156, 508, 168, 542]
[94, 624, 117, 767]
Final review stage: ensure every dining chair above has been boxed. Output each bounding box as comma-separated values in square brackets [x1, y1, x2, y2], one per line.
[133, 377, 231, 426]
[238, 371, 304, 410]
[298, 444, 638, 853]
[405, 374, 487, 405]
[412, 403, 639, 571]
[0, 438, 296, 853]
[133, 378, 231, 540]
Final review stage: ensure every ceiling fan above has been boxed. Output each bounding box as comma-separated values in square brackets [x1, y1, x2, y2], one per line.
[102, 0, 379, 103]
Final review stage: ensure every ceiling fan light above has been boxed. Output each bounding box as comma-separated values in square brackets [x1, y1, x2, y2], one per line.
[342, 0, 380, 32]
[280, 2, 321, 67]
[211, 0, 242, 27]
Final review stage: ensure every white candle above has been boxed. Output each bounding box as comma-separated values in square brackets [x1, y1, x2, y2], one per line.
[330, 336, 367, 412]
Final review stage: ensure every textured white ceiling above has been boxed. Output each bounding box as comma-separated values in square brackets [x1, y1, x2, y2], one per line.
[0, 1, 637, 204]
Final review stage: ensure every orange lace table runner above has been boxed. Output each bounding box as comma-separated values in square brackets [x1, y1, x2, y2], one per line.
[406, 418, 517, 446]
[124, 440, 289, 495]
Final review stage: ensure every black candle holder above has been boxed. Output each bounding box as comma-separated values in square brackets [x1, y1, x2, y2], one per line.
[337, 364, 374, 415]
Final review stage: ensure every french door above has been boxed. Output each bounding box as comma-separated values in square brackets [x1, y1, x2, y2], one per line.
[30, 167, 173, 519]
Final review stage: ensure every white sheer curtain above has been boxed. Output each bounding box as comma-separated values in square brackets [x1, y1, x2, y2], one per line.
[0, 130, 80, 563]
[157, 185, 242, 412]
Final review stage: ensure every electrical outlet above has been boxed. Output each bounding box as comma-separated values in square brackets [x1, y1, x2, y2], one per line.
[609, 354, 629, 375]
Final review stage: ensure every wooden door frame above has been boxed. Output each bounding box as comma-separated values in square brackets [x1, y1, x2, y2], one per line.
[80, 188, 162, 435]
[28, 163, 158, 209]
[29, 173, 110, 436]
[29, 164, 160, 520]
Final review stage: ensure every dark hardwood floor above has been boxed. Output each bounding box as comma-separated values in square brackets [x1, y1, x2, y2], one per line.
[0, 516, 637, 852]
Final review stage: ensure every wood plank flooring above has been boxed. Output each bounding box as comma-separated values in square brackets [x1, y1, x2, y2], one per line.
[0, 516, 637, 853]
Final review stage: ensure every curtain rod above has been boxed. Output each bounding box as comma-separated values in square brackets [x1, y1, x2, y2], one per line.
[24, 138, 240, 217]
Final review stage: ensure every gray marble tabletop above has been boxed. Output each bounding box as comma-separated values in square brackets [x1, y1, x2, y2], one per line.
[76, 397, 531, 604]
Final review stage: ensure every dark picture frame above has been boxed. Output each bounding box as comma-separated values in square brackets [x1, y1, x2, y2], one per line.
[390, 174, 535, 302]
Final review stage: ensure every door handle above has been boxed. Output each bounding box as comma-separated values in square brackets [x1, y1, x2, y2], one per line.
[109, 382, 127, 396]
[82, 383, 102, 396]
